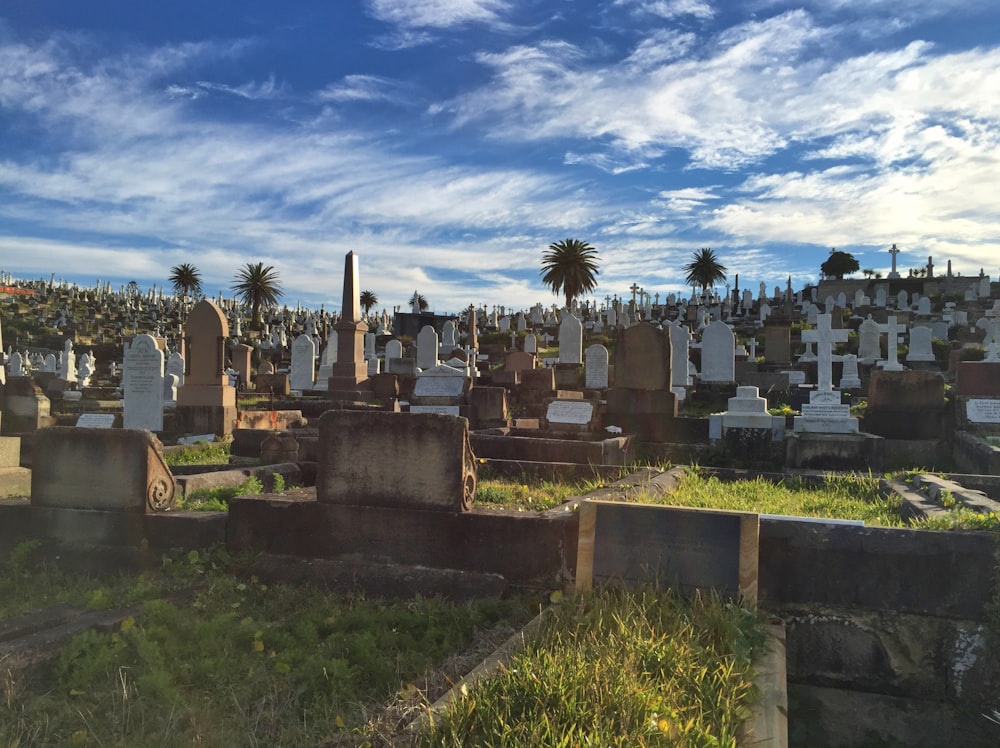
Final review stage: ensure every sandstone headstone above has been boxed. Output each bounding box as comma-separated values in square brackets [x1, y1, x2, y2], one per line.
[700, 321, 736, 382]
[584, 344, 609, 389]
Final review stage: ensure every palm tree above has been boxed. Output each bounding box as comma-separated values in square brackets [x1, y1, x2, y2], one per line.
[168, 263, 203, 300]
[360, 290, 378, 316]
[231, 262, 282, 329]
[540, 239, 600, 309]
[683, 247, 727, 300]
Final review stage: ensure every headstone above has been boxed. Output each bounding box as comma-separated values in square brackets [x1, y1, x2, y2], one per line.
[917, 296, 931, 316]
[316, 411, 477, 511]
[543, 399, 596, 431]
[858, 315, 882, 363]
[289, 333, 317, 390]
[123, 333, 164, 431]
[498, 316, 510, 333]
[524, 334, 537, 354]
[385, 339, 403, 360]
[416, 325, 439, 370]
[839, 354, 861, 389]
[176, 300, 237, 435]
[441, 320, 458, 352]
[6, 352, 24, 377]
[575, 500, 758, 604]
[558, 312, 583, 364]
[700, 321, 735, 382]
[668, 323, 692, 387]
[166, 351, 185, 387]
[584, 344, 609, 389]
[906, 326, 935, 362]
[879, 316, 906, 371]
[874, 287, 887, 307]
[31, 427, 175, 512]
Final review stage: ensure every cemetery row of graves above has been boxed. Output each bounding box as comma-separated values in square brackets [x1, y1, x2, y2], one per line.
[1, 253, 999, 745]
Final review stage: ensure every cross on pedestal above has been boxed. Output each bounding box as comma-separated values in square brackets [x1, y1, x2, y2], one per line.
[800, 313, 849, 392]
[888, 244, 901, 279]
[877, 315, 906, 370]
[629, 283, 641, 303]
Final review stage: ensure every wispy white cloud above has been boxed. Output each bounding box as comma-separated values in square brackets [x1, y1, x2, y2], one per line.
[367, 0, 511, 29]
[317, 74, 410, 105]
[615, 0, 715, 21]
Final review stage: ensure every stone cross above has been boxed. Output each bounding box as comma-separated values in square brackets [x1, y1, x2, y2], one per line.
[888, 243, 901, 279]
[629, 283, 640, 304]
[800, 313, 848, 392]
[877, 316, 906, 371]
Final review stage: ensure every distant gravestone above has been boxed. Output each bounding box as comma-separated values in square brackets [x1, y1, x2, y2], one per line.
[176, 300, 237, 435]
[558, 312, 583, 364]
[906, 326, 935, 362]
[700, 321, 736, 382]
[440, 320, 458, 352]
[917, 296, 932, 316]
[584, 344, 609, 389]
[385, 339, 403, 360]
[523, 333, 537, 354]
[874, 287, 887, 307]
[166, 351, 185, 387]
[416, 325, 439, 370]
[289, 333, 316, 391]
[858, 316, 882, 363]
[123, 333, 164, 431]
[840, 354, 862, 389]
[668, 323, 692, 387]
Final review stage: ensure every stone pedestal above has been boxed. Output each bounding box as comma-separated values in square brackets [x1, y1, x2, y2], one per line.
[785, 432, 884, 471]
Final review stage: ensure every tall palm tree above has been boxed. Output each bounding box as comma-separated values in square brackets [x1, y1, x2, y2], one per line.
[231, 262, 282, 329]
[168, 263, 203, 300]
[683, 248, 727, 299]
[360, 290, 378, 316]
[540, 239, 600, 309]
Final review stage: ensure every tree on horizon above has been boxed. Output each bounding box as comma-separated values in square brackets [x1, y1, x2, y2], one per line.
[683, 247, 727, 298]
[231, 262, 282, 329]
[540, 239, 600, 310]
[168, 263, 203, 300]
[820, 248, 860, 280]
[360, 290, 378, 316]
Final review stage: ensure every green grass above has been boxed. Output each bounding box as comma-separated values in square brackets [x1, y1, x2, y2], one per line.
[162, 441, 232, 467]
[1, 546, 534, 747]
[475, 476, 598, 511]
[418, 587, 765, 747]
[652, 469, 909, 527]
[0, 541, 163, 622]
[175, 476, 265, 511]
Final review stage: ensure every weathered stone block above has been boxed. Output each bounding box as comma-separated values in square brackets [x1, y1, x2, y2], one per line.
[31, 427, 176, 512]
[316, 411, 477, 511]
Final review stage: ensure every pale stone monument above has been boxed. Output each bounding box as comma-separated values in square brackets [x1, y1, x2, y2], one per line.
[327, 252, 371, 396]
[558, 312, 583, 365]
[700, 321, 735, 382]
[289, 333, 317, 390]
[584, 344, 609, 389]
[123, 333, 164, 431]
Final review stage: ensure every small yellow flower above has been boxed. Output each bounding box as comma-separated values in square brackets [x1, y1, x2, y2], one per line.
[253, 639, 264, 652]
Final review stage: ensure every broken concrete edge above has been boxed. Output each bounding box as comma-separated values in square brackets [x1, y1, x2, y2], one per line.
[403, 611, 789, 746]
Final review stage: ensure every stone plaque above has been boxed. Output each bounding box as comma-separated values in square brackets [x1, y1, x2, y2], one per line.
[76, 413, 116, 428]
[545, 400, 594, 425]
[800, 404, 851, 419]
[413, 376, 465, 399]
[576, 500, 758, 605]
[409, 405, 461, 416]
[966, 399, 1000, 423]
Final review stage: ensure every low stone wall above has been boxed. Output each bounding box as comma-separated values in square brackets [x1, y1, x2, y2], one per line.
[759, 519, 998, 746]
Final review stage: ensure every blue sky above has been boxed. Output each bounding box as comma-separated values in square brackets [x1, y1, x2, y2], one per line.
[1, 1, 998, 315]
